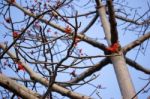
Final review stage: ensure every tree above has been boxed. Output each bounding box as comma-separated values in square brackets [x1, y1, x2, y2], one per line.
[0, 0, 150, 99]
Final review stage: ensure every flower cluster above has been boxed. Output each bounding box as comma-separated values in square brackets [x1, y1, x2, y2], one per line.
[106, 42, 120, 53]
[65, 25, 72, 34]
[17, 62, 25, 71]
[13, 32, 20, 38]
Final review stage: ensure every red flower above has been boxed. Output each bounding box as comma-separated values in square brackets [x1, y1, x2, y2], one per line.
[17, 62, 25, 71]
[13, 32, 20, 38]
[106, 42, 119, 53]
[65, 25, 72, 34]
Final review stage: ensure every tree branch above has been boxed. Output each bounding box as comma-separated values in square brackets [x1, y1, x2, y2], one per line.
[80, 13, 98, 34]
[126, 57, 150, 74]
[107, 0, 118, 44]
[123, 31, 150, 54]
[115, 14, 150, 25]
[65, 58, 110, 86]
[0, 43, 91, 99]
[0, 74, 41, 99]
[4, 0, 107, 51]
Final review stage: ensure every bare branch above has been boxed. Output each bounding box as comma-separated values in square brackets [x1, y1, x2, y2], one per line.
[116, 14, 150, 25]
[123, 31, 150, 54]
[0, 43, 91, 99]
[65, 58, 110, 86]
[126, 57, 150, 74]
[0, 74, 41, 99]
[5, 0, 107, 51]
[80, 13, 98, 34]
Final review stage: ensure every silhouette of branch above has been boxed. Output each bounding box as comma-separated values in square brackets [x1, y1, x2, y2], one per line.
[131, 80, 150, 99]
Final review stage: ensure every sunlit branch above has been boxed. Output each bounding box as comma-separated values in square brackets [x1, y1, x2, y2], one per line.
[10, 77, 34, 82]
[0, 74, 42, 99]
[70, 54, 120, 59]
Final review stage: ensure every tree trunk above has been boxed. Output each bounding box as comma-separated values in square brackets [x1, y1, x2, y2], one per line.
[96, 1, 137, 99]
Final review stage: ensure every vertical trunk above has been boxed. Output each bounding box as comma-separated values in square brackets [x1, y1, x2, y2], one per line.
[96, 1, 137, 99]
[111, 54, 136, 99]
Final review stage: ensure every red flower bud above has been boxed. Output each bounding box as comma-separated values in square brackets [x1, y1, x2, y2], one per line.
[65, 25, 72, 34]
[106, 42, 119, 53]
[13, 32, 20, 38]
[17, 62, 25, 71]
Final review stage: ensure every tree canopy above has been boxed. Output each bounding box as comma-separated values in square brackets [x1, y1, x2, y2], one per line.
[0, 0, 150, 99]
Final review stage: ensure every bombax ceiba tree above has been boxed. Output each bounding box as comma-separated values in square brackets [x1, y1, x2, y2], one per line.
[0, 0, 150, 99]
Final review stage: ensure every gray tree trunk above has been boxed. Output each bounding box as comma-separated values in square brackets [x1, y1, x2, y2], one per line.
[96, 1, 137, 99]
